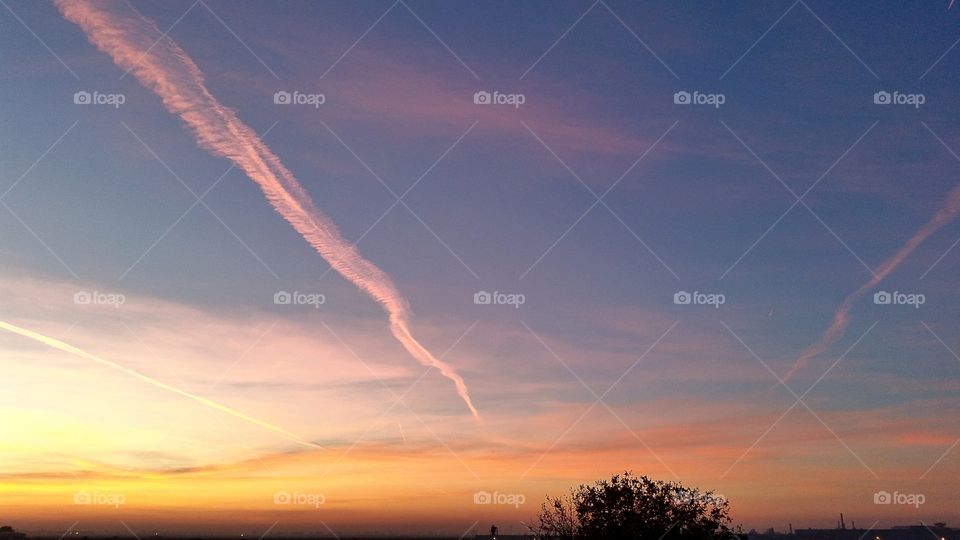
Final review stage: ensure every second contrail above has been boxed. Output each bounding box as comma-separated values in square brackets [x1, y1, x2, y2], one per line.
[0, 320, 320, 449]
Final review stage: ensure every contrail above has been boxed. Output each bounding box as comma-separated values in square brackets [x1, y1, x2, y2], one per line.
[782, 186, 960, 382]
[0, 320, 320, 448]
[56, 0, 480, 419]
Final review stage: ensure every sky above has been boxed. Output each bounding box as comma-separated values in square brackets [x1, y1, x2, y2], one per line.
[2, 0, 960, 536]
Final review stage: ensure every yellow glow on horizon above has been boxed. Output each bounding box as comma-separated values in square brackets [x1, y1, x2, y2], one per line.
[0, 320, 320, 450]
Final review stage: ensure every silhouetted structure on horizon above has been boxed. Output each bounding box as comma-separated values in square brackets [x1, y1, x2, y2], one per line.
[752, 520, 959, 540]
[0, 525, 26, 540]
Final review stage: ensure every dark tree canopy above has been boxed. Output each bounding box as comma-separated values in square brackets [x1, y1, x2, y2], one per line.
[533, 472, 745, 540]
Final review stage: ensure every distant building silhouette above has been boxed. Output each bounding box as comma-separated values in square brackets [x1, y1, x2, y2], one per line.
[475, 522, 532, 540]
[0, 525, 26, 540]
[753, 522, 959, 540]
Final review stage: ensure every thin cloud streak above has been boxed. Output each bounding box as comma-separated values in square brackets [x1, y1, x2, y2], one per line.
[782, 186, 960, 382]
[0, 319, 319, 449]
[55, 0, 479, 419]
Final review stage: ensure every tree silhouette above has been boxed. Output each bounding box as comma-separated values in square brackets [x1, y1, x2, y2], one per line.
[532, 472, 744, 540]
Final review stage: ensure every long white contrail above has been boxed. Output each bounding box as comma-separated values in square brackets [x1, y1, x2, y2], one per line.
[782, 186, 960, 382]
[0, 320, 320, 448]
[56, 0, 480, 419]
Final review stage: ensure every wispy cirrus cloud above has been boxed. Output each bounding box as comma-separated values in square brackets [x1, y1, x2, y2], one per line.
[55, 0, 479, 419]
[783, 186, 960, 381]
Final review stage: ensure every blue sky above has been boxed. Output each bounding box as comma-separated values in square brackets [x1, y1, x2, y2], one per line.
[2, 0, 960, 535]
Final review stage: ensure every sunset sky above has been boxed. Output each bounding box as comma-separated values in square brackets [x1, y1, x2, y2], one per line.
[3, 0, 960, 536]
